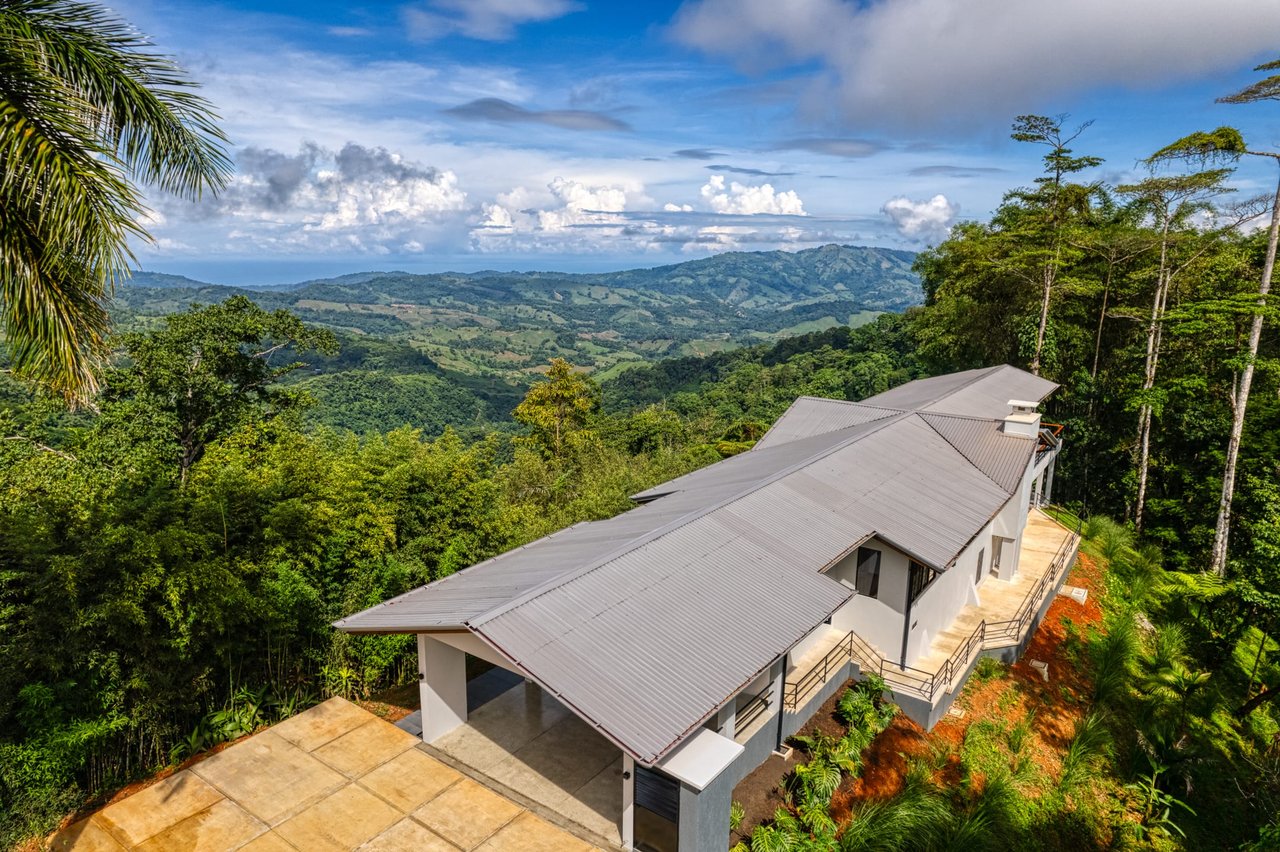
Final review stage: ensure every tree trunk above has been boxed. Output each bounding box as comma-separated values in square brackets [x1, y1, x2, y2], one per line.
[1030, 245, 1060, 376]
[1236, 682, 1280, 718]
[1135, 228, 1171, 533]
[1209, 166, 1280, 576]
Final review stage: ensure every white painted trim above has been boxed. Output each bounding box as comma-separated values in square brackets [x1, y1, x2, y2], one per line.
[622, 754, 635, 850]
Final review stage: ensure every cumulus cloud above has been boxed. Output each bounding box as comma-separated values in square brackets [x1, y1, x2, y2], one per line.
[404, 0, 581, 41]
[671, 0, 1280, 130]
[882, 194, 958, 241]
[168, 142, 468, 254]
[699, 174, 806, 215]
[444, 97, 630, 132]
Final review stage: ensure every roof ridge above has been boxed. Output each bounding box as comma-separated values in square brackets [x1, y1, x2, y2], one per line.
[918, 364, 1006, 411]
[914, 412, 1015, 494]
[470, 409, 910, 627]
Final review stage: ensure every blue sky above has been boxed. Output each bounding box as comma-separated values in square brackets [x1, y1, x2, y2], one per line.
[117, 0, 1280, 284]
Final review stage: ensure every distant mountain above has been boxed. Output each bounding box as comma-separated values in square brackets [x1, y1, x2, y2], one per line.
[113, 245, 921, 431]
[124, 271, 216, 289]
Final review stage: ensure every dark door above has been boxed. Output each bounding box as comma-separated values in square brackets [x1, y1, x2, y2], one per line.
[635, 765, 680, 851]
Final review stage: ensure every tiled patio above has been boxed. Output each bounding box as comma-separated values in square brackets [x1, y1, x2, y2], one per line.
[49, 698, 603, 852]
[432, 682, 624, 849]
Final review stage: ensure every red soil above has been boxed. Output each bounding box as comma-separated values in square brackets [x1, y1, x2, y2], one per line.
[843, 552, 1107, 809]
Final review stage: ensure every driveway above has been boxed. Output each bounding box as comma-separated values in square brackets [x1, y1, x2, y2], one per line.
[49, 698, 603, 852]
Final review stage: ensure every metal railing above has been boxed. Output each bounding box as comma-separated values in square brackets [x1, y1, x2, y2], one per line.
[781, 632, 854, 710]
[734, 683, 775, 738]
[781, 512, 1082, 708]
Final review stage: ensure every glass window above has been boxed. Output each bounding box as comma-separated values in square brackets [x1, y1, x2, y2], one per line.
[908, 559, 938, 604]
[855, 547, 880, 598]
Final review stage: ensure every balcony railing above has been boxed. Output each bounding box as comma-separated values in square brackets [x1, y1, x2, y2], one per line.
[734, 683, 775, 739]
[782, 512, 1081, 708]
[781, 632, 854, 710]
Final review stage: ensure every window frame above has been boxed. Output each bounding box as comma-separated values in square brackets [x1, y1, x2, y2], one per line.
[855, 546, 881, 599]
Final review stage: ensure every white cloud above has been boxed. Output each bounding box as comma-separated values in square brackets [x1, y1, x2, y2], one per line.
[160, 142, 469, 254]
[881, 194, 958, 241]
[698, 174, 806, 215]
[404, 0, 582, 42]
[671, 0, 1280, 129]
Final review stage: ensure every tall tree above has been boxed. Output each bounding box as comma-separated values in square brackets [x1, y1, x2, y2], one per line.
[0, 0, 230, 403]
[513, 358, 599, 458]
[1008, 114, 1103, 375]
[1207, 63, 1280, 576]
[1117, 167, 1235, 531]
[95, 296, 337, 484]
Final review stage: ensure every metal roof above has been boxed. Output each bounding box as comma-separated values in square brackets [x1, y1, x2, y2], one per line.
[335, 366, 1055, 765]
[860, 364, 1057, 419]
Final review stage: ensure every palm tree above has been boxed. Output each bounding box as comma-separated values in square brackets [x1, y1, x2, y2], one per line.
[0, 0, 229, 403]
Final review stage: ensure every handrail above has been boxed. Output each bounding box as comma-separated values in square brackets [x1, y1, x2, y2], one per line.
[782, 632, 854, 710]
[734, 682, 774, 736]
[782, 512, 1083, 707]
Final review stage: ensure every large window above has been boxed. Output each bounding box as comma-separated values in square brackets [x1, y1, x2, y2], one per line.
[908, 560, 938, 605]
[855, 547, 881, 598]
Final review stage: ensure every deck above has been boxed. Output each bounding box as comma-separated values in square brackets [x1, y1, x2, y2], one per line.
[784, 509, 1079, 706]
[911, 509, 1077, 676]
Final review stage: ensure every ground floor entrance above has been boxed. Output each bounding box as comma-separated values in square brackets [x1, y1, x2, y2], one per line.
[430, 678, 626, 848]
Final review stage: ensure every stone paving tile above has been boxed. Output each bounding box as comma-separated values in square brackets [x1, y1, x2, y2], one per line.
[47, 816, 126, 852]
[191, 730, 346, 826]
[274, 783, 402, 852]
[95, 771, 225, 847]
[271, 697, 372, 753]
[357, 748, 461, 813]
[413, 778, 521, 850]
[475, 812, 598, 852]
[313, 718, 419, 778]
[237, 830, 299, 852]
[134, 799, 267, 852]
[358, 817, 461, 851]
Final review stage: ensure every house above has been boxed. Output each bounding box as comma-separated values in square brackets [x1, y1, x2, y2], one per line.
[335, 364, 1081, 852]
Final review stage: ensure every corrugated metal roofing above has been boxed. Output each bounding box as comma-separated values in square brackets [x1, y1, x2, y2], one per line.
[861, 364, 1057, 419]
[918, 412, 1036, 493]
[751, 397, 902, 451]
[335, 366, 1055, 764]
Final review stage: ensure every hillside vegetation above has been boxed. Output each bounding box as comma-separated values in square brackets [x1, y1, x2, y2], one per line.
[3, 110, 1280, 849]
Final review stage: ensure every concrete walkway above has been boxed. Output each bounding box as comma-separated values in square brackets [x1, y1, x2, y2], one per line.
[49, 698, 602, 852]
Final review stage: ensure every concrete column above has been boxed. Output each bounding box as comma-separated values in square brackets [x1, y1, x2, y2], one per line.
[418, 634, 468, 742]
[1044, 457, 1056, 505]
[717, 703, 736, 741]
[1030, 472, 1042, 507]
[621, 754, 635, 851]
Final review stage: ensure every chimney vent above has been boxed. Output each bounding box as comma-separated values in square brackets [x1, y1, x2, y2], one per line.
[1002, 399, 1041, 438]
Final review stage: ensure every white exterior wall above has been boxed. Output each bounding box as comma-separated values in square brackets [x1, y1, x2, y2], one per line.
[832, 595, 902, 659]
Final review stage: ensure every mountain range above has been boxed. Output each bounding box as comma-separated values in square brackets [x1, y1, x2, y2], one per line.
[116, 244, 921, 432]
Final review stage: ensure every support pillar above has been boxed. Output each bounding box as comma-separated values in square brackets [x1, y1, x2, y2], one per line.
[1044, 457, 1056, 506]
[621, 754, 635, 851]
[717, 703, 736, 740]
[418, 634, 468, 742]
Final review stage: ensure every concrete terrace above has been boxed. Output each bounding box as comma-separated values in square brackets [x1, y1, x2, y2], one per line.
[788, 509, 1079, 705]
[912, 508, 1078, 675]
[431, 682, 624, 848]
[49, 698, 604, 852]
